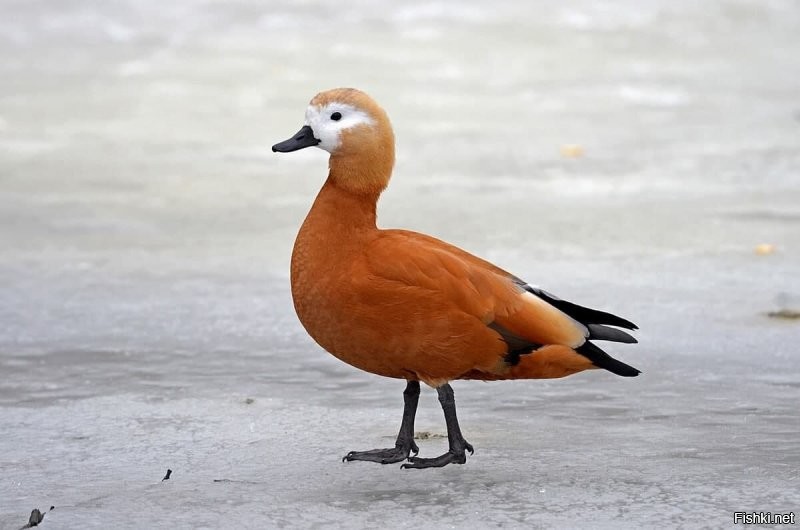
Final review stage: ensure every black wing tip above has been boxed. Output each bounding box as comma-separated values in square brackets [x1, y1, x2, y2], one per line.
[602, 360, 641, 378]
[587, 324, 638, 344]
[580, 309, 637, 330]
[576, 342, 641, 378]
[522, 284, 639, 330]
[616, 366, 642, 377]
[617, 320, 638, 331]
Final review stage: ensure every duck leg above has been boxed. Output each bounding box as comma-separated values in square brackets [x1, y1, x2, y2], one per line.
[343, 380, 420, 464]
[402, 383, 473, 469]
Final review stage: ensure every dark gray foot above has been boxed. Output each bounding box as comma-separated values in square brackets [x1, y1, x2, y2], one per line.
[401, 440, 473, 469]
[343, 381, 421, 465]
[401, 384, 474, 469]
[343, 441, 420, 465]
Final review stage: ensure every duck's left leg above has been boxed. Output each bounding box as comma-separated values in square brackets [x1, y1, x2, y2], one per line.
[342, 380, 420, 464]
[401, 383, 473, 469]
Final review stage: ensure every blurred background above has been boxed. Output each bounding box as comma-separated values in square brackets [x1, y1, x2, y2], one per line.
[1, 1, 798, 528]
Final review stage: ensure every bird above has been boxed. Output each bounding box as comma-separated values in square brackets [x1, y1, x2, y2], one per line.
[272, 88, 639, 469]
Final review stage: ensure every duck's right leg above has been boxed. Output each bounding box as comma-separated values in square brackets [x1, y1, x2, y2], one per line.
[342, 380, 420, 464]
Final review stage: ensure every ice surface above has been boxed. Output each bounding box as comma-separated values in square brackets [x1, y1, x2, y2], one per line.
[1, 0, 799, 528]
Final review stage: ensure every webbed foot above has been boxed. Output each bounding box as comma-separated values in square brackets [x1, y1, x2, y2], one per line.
[401, 439, 473, 469]
[343, 441, 419, 464]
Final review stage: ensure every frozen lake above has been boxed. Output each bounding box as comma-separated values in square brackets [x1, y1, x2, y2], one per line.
[1, 0, 799, 528]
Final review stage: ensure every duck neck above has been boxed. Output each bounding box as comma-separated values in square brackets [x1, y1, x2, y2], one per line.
[326, 130, 395, 196]
[304, 177, 380, 237]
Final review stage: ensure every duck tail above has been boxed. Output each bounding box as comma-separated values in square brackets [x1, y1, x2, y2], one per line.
[575, 341, 641, 377]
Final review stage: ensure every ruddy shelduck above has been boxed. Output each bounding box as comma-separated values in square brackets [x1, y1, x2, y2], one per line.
[273, 88, 639, 469]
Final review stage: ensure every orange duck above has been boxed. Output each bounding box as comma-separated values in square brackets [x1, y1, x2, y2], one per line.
[272, 88, 639, 469]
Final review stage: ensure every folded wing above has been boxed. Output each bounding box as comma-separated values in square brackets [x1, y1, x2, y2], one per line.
[365, 229, 639, 377]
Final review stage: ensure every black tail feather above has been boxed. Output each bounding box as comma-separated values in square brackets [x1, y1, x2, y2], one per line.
[523, 285, 638, 330]
[576, 341, 640, 377]
[587, 324, 638, 344]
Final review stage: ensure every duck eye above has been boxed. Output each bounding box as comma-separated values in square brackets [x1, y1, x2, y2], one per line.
[330, 112, 342, 121]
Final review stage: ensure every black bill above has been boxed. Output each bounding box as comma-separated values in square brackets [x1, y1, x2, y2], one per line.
[272, 125, 320, 152]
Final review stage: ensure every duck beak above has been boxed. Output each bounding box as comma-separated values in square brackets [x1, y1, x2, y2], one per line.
[272, 125, 320, 153]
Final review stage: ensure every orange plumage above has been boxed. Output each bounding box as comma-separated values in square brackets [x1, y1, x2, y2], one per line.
[273, 88, 639, 468]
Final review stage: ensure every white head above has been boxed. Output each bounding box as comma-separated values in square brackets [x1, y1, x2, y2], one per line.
[304, 103, 375, 153]
[272, 88, 396, 194]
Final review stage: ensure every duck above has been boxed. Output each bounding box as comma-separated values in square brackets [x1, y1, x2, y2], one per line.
[272, 88, 639, 469]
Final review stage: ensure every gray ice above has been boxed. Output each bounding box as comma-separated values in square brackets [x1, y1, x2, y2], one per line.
[1, 0, 799, 528]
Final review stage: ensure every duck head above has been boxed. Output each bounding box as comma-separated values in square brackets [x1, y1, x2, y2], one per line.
[272, 88, 395, 194]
